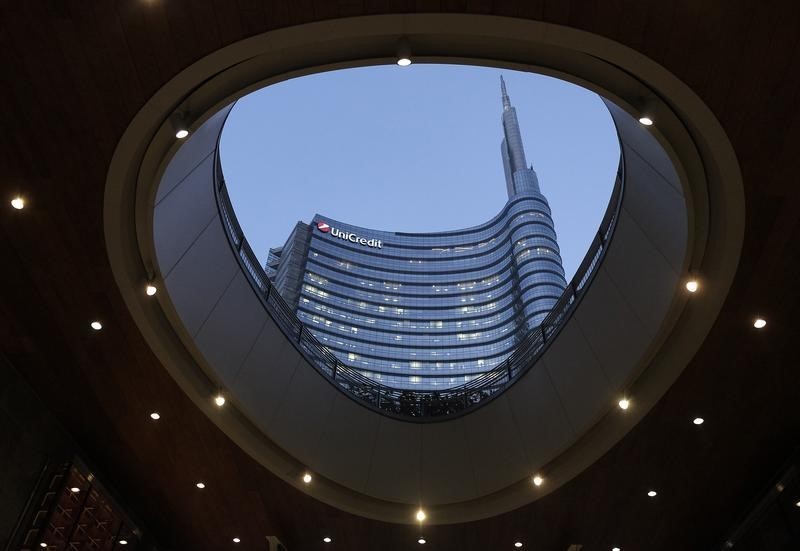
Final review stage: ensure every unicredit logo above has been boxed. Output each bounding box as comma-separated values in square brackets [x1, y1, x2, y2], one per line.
[316, 220, 383, 249]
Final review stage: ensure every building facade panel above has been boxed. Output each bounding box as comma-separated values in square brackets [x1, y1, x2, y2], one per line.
[267, 78, 568, 388]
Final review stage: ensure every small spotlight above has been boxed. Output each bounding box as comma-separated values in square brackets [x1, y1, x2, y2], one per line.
[145, 284, 158, 296]
[214, 394, 226, 407]
[515, 543, 523, 548]
[11, 197, 24, 210]
[795, 500, 800, 507]
[302, 473, 312, 484]
[323, 537, 332, 543]
[693, 417, 704, 425]
[196, 482, 205, 489]
[396, 36, 412, 67]
[753, 317, 767, 329]
[612, 548, 621, 551]
[532, 475, 543, 487]
[685, 279, 699, 293]
[90, 321, 103, 331]
[638, 116, 654, 126]
[39, 544, 47, 549]
[70, 487, 80, 493]
[618, 398, 630, 410]
[175, 129, 189, 139]
[233, 537, 240, 543]
[150, 412, 161, 420]
[119, 540, 128, 545]
[418, 538, 426, 545]
[647, 490, 657, 497]
[416, 509, 426, 522]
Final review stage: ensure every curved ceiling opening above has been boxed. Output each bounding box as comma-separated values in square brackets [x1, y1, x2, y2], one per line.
[106, 13, 742, 522]
[218, 64, 620, 394]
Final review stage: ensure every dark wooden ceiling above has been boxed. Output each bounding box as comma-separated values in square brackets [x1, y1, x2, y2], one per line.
[2, 1, 800, 550]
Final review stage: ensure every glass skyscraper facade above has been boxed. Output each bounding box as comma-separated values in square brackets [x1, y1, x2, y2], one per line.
[266, 77, 567, 389]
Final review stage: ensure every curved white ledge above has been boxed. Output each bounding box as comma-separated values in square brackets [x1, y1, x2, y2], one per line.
[104, 14, 743, 524]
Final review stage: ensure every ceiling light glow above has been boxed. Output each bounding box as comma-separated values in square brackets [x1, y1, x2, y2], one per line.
[90, 321, 103, 331]
[532, 475, 543, 487]
[397, 57, 412, 67]
[145, 284, 157, 296]
[214, 394, 226, 407]
[70, 487, 80, 493]
[638, 116, 654, 126]
[119, 541, 128, 546]
[693, 417, 704, 425]
[647, 490, 657, 497]
[618, 398, 630, 410]
[196, 482, 205, 489]
[753, 317, 767, 329]
[302, 473, 312, 484]
[175, 129, 189, 139]
[233, 537, 240, 543]
[418, 538, 426, 544]
[416, 509, 426, 522]
[515, 542, 523, 548]
[39, 544, 47, 549]
[323, 537, 332, 543]
[685, 279, 699, 293]
[11, 197, 24, 210]
[150, 412, 160, 420]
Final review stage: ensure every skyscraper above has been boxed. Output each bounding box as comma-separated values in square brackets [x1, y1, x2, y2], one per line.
[266, 77, 567, 389]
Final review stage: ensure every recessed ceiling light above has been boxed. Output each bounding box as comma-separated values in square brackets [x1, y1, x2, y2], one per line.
[418, 538, 426, 544]
[70, 487, 80, 493]
[685, 279, 699, 293]
[175, 129, 189, 139]
[11, 197, 24, 210]
[119, 540, 128, 545]
[323, 537, 332, 543]
[612, 547, 621, 551]
[214, 394, 226, 407]
[514, 542, 523, 548]
[397, 57, 412, 67]
[145, 284, 157, 296]
[618, 398, 630, 410]
[753, 317, 767, 329]
[196, 482, 205, 489]
[150, 412, 160, 420]
[693, 417, 704, 425]
[647, 490, 657, 497]
[532, 475, 544, 487]
[90, 321, 103, 331]
[39, 544, 47, 549]
[232, 537, 240, 543]
[416, 509, 426, 522]
[638, 116, 654, 126]
[302, 473, 312, 484]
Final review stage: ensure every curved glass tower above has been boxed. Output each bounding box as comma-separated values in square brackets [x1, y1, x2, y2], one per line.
[266, 77, 567, 389]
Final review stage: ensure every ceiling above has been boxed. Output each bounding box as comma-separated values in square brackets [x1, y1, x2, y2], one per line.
[1, 1, 800, 550]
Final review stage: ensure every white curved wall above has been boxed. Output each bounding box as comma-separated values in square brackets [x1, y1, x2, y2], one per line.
[151, 97, 688, 508]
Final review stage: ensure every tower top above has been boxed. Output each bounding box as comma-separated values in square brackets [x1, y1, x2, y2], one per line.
[500, 75, 511, 111]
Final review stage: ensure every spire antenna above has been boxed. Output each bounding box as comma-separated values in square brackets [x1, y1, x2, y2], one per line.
[500, 75, 511, 110]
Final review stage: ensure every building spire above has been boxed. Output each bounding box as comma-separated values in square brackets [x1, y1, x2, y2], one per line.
[500, 75, 511, 111]
[500, 74, 539, 197]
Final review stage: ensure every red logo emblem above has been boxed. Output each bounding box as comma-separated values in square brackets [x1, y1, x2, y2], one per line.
[317, 221, 330, 233]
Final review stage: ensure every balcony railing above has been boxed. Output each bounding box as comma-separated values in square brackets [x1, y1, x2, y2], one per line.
[213, 148, 623, 422]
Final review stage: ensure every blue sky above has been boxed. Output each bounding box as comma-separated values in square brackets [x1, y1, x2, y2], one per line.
[220, 64, 619, 280]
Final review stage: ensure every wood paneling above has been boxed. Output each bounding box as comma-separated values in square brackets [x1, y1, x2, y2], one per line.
[1, 1, 799, 549]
